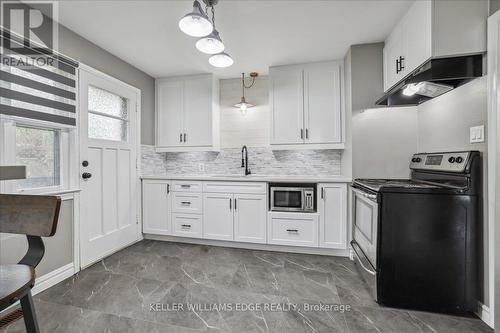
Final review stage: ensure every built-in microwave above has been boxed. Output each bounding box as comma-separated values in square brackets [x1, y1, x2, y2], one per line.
[269, 183, 315, 212]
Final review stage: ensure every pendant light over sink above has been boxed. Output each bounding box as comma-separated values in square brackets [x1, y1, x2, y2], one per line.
[179, 0, 233, 68]
[234, 72, 258, 115]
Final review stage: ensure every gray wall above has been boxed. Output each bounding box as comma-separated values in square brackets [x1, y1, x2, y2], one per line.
[345, 43, 418, 179]
[417, 77, 489, 306]
[0, 199, 73, 277]
[58, 25, 155, 145]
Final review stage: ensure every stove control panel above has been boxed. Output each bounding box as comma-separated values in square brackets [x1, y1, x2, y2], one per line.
[410, 152, 470, 172]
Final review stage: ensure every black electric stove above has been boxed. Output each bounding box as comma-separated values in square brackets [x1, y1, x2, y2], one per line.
[351, 151, 481, 315]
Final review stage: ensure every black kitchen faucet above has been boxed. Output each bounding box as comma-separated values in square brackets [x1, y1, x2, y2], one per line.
[241, 145, 251, 176]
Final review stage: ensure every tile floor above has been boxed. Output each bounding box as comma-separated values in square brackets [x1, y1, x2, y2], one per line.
[0, 240, 493, 332]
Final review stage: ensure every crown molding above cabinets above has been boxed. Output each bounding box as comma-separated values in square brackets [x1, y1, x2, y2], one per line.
[269, 61, 345, 150]
[155, 74, 220, 152]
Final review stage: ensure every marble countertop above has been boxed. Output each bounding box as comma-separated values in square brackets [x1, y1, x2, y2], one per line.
[141, 174, 352, 183]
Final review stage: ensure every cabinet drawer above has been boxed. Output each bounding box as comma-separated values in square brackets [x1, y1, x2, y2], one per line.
[172, 181, 203, 192]
[202, 181, 266, 194]
[172, 192, 202, 214]
[172, 213, 202, 238]
[268, 212, 319, 247]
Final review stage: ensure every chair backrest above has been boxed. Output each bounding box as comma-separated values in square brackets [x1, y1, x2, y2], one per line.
[0, 194, 61, 237]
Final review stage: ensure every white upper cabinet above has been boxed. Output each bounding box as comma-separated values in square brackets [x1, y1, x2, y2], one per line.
[304, 64, 342, 144]
[383, 0, 487, 92]
[269, 67, 304, 145]
[156, 74, 219, 152]
[269, 61, 344, 150]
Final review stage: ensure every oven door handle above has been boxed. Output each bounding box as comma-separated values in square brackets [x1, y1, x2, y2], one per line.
[351, 241, 376, 276]
[352, 188, 377, 202]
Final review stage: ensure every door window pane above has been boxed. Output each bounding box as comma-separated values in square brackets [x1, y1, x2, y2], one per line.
[88, 85, 128, 118]
[88, 113, 127, 142]
[88, 85, 128, 141]
[15, 126, 60, 190]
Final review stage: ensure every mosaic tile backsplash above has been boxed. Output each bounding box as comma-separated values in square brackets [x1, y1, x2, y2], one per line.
[142, 145, 342, 176]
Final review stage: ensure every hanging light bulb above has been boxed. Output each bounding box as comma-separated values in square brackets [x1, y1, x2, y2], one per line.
[178, 0, 213, 37]
[209, 52, 234, 68]
[196, 29, 225, 54]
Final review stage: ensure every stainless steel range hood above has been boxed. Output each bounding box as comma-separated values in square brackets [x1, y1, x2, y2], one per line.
[376, 54, 483, 107]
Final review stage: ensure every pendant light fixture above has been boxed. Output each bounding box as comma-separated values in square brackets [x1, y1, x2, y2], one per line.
[179, 0, 233, 67]
[234, 72, 258, 115]
[178, 0, 213, 37]
[196, 4, 224, 54]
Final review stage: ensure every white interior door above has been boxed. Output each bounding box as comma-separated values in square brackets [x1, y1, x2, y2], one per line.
[79, 67, 140, 268]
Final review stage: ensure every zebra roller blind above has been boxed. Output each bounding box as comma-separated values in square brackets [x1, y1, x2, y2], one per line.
[0, 29, 78, 126]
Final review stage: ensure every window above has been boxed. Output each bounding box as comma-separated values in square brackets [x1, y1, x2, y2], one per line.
[88, 85, 129, 141]
[14, 125, 61, 190]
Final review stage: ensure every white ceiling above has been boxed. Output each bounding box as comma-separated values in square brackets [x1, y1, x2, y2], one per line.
[56, 0, 413, 79]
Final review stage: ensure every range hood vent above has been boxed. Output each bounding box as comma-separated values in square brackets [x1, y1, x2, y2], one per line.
[376, 54, 483, 107]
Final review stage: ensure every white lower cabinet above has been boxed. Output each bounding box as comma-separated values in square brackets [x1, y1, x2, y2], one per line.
[234, 194, 267, 243]
[318, 183, 348, 249]
[142, 180, 348, 251]
[268, 212, 319, 247]
[142, 180, 171, 235]
[203, 193, 234, 241]
[172, 213, 202, 238]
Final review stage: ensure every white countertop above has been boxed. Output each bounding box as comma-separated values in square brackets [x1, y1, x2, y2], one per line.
[141, 174, 352, 183]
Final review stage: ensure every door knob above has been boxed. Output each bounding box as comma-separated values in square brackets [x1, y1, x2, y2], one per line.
[82, 172, 92, 179]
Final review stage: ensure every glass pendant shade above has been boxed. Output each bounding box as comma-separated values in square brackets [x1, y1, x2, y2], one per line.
[196, 29, 225, 54]
[208, 52, 234, 68]
[178, 0, 213, 37]
[234, 96, 254, 114]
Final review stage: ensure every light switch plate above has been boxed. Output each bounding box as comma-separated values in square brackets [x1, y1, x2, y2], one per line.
[470, 125, 484, 143]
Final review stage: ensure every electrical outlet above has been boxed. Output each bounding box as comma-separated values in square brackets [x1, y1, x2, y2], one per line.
[469, 125, 484, 143]
[198, 163, 205, 172]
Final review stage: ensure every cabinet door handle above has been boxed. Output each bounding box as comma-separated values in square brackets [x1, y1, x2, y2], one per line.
[321, 187, 324, 199]
[181, 224, 191, 228]
[234, 198, 237, 211]
[167, 184, 170, 194]
[396, 58, 400, 74]
[229, 198, 232, 210]
[181, 184, 191, 188]
[181, 201, 191, 205]
[300, 129, 304, 139]
[399, 56, 405, 71]
[180, 133, 183, 143]
[184, 133, 187, 142]
[286, 229, 298, 233]
[305, 128, 309, 139]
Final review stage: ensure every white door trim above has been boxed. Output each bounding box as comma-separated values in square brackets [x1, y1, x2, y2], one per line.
[487, 11, 499, 329]
[78, 63, 142, 269]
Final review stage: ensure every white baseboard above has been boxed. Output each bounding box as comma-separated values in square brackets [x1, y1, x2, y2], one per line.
[475, 301, 493, 328]
[31, 263, 75, 296]
[0, 263, 75, 316]
[144, 234, 351, 257]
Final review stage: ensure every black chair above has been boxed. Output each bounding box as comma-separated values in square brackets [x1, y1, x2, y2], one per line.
[0, 194, 61, 333]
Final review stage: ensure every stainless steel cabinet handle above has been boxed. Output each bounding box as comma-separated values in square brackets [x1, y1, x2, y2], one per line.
[181, 201, 191, 205]
[181, 224, 191, 228]
[321, 187, 324, 199]
[286, 229, 298, 233]
[180, 133, 183, 143]
[166, 184, 170, 194]
[305, 128, 309, 139]
[184, 133, 187, 142]
[181, 184, 191, 188]
[229, 198, 232, 210]
[234, 198, 237, 211]
[300, 129, 304, 139]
